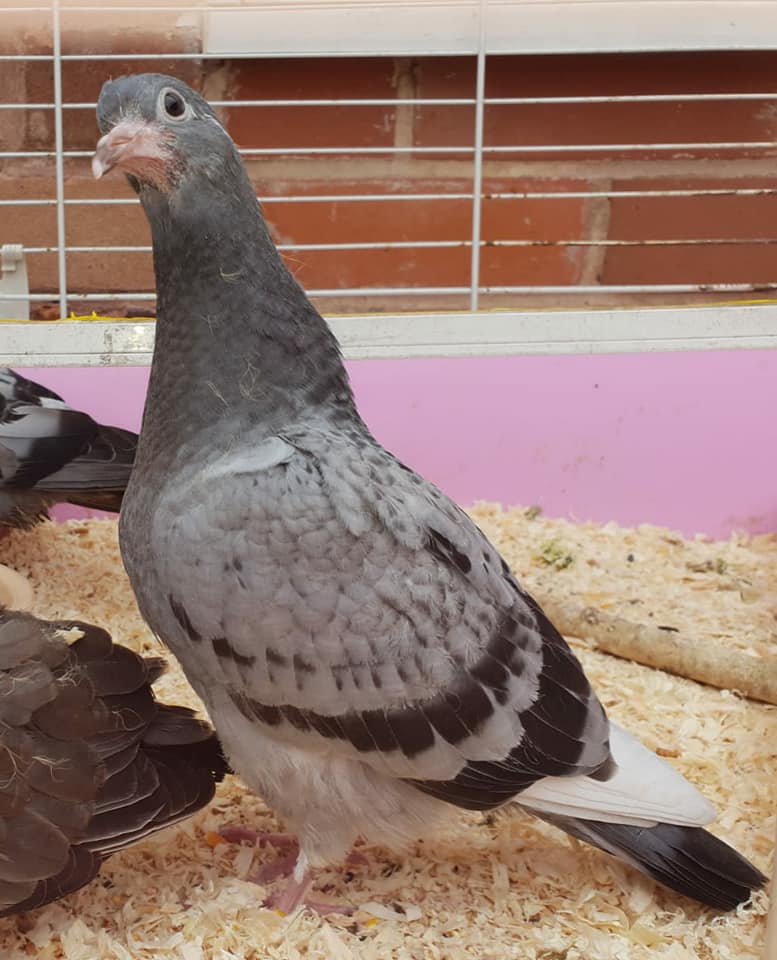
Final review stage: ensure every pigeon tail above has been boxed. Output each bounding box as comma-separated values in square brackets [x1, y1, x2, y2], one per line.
[514, 722, 765, 908]
[517, 724, 717, 828]
[534, 812, 767, 911]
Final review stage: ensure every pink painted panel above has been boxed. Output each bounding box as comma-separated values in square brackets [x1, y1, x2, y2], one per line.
[18, 348, 777, 538]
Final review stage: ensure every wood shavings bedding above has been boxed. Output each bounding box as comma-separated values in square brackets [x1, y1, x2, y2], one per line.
[0, 508, 773, 960]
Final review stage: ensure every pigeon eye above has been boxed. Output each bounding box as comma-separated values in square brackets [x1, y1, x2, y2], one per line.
[162, 90, 187, 120]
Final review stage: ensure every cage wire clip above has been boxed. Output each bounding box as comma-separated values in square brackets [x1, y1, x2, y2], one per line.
[0, 245, 29, 321]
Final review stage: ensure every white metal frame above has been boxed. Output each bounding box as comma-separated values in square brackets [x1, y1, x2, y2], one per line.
[2, 0, 777, 362]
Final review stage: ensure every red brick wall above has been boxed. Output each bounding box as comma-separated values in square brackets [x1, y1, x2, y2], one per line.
[2, 16, 777, 318]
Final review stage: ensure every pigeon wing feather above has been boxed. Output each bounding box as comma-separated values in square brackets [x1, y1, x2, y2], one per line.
[157, 428, 612, 804]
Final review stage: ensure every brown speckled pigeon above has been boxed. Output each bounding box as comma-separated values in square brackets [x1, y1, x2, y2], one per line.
[0, 609, 228, 917]
[93, 73, 765, 915]
[0, 368, 136, 529]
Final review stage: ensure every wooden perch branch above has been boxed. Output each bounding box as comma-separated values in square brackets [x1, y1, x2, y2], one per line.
[537, 594, 777, 706]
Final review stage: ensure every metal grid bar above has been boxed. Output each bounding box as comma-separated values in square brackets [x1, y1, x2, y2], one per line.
[7, 187, 777, 208]
[10, 92, 777, 110]
[468, 0, 487, 311]
[0, 51, 489, 61]
[5, 140, 777, 160]
[6, 283, 777, 304]
[51, 0, 67, 317]
[19, 238, 777, 255]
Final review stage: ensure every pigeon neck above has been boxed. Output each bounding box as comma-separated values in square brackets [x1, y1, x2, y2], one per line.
[140, 178, 357, 456]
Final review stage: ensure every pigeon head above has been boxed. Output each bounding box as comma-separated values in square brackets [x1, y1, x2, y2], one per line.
[91, 72, 355, 434]
[92, 73, 237, 194]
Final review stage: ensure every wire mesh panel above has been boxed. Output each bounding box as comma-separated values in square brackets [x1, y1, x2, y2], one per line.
[2, 0, 777, 361]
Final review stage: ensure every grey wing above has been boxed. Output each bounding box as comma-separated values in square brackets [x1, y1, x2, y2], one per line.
[159, 430, 612, 811]
[0, 612, 226, 917]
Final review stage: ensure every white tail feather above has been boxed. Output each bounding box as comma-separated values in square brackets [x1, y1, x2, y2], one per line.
[517, 724, 716, 827]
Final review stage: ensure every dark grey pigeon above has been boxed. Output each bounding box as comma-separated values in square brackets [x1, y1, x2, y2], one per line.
[0, 609, 229, 917]
[93, 73, 766, 915]
[0, 368, 136, 528]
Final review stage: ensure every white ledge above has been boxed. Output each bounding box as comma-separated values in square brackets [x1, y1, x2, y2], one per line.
[1, 304, 776, 366]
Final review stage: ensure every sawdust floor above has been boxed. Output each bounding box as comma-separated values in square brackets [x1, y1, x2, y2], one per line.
[0, 507, 774, 960]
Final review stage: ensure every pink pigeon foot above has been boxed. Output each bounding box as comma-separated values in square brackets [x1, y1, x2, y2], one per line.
[219, 827, 359, 915]
[263, 871, 355, 917]
[346, 850, 369, 867]
[219, 826, 302, 882]
[218, 825, 297, 851]
[253, 851, 298, 883]
[292, 898, 355, 917]
[264, 848, 367, 876]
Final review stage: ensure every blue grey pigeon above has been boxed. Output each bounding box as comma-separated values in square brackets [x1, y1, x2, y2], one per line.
[93, 73, 766, 915]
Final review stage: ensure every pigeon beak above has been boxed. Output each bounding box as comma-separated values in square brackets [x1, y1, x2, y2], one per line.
[92, 119, 174, 186]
